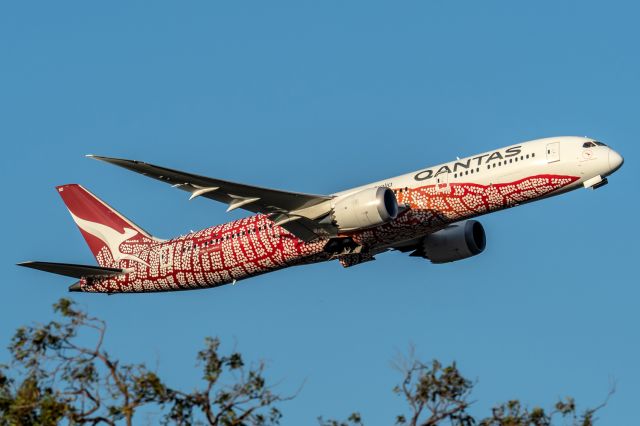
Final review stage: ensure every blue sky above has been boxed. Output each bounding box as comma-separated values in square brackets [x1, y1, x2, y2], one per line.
[1, 1, 639, 423]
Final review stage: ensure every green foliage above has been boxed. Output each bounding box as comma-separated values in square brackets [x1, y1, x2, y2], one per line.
[318, 412, 364, 426]
[1, 299, 286, 425]
[475, 394, 610, 426]
[390, 358, 474, 426]
[162, 336, 286, 425]
[0, 373, 66, 426]
[322, 354, 612, 426]
[0, 299, 611, 425]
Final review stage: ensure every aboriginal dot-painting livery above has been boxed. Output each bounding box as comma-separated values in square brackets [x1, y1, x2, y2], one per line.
[67, 175, 575, 293]
[19, 136, 624, 293]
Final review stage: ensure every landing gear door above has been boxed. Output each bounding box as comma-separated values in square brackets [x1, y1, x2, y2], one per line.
[546, 142, 560, 163]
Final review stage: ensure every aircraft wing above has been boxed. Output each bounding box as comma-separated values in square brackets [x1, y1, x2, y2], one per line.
[88, 155, 335, 241]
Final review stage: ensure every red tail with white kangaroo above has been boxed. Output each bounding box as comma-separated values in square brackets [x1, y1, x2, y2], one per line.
[56, 184, 157, 268]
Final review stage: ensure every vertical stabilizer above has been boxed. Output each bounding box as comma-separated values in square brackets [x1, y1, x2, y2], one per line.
[56, 184, 158, 268]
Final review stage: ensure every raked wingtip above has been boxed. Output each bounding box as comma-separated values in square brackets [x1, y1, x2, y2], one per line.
[86, 155, 111, 163]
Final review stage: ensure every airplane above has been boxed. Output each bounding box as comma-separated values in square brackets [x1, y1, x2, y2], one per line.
[18, 136, 624, 294]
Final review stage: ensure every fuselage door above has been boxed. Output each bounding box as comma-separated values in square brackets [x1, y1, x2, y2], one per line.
[435, 170, 449, 192]
[546, 142, 560, 163]
[160, 245, 173, 270]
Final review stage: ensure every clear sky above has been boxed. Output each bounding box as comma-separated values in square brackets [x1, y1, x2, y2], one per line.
[1, 1, 638, 424]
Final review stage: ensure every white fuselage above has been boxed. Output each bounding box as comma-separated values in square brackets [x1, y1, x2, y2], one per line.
[337, 136, 619, 200]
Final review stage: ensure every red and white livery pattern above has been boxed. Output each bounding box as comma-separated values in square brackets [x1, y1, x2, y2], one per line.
[24, 136, 624, 293]
[62, 175, 577, 293]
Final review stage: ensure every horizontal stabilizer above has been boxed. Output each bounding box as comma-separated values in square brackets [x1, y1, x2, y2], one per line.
[17, 261, 125, 279]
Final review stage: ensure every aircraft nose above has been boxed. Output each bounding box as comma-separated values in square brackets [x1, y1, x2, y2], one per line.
[608, 149, 624, 173]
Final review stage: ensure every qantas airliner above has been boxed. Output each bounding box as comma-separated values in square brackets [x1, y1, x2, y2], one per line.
[19, 136, 623, 293]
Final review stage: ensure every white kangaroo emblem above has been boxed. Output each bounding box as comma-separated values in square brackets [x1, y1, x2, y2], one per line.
[69, 212, 150, 267]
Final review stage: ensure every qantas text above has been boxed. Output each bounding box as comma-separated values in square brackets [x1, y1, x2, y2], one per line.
[414, 146, 522, 181]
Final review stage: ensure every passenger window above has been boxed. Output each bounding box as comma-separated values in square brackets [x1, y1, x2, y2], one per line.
[532, 153, 535, 157]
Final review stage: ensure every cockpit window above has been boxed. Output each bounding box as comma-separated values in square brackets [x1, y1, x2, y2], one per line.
[593, 141, 607, 146]
[582, 142, 596, 148]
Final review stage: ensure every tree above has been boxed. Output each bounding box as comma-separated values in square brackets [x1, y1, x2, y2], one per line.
[1, 299, 287, 425]
[161, 336, 288, 426]
[320, 350, 613, 426]
[1, 299, 611, 425]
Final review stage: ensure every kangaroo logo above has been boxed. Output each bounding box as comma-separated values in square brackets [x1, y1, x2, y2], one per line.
[69, 212, 150, 267]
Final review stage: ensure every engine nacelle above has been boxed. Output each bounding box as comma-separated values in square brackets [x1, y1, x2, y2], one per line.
[421, 220, 486, 263]
[332, 187, 398, 231]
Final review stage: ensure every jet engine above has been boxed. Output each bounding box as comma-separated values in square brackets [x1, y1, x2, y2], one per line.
[419, 220, 486, 263]
[331, 187, 398, 231]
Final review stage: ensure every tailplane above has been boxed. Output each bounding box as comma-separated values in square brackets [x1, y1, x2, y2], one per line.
[17, 261, 126, 293]
[17, 261, 124, 278]
[56, 184, 159, 268]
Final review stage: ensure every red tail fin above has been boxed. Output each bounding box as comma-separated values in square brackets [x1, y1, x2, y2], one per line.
[56, 184, 158, 267]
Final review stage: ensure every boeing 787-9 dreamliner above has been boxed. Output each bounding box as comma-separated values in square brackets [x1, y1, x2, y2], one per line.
[19, 136, 624, 293]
